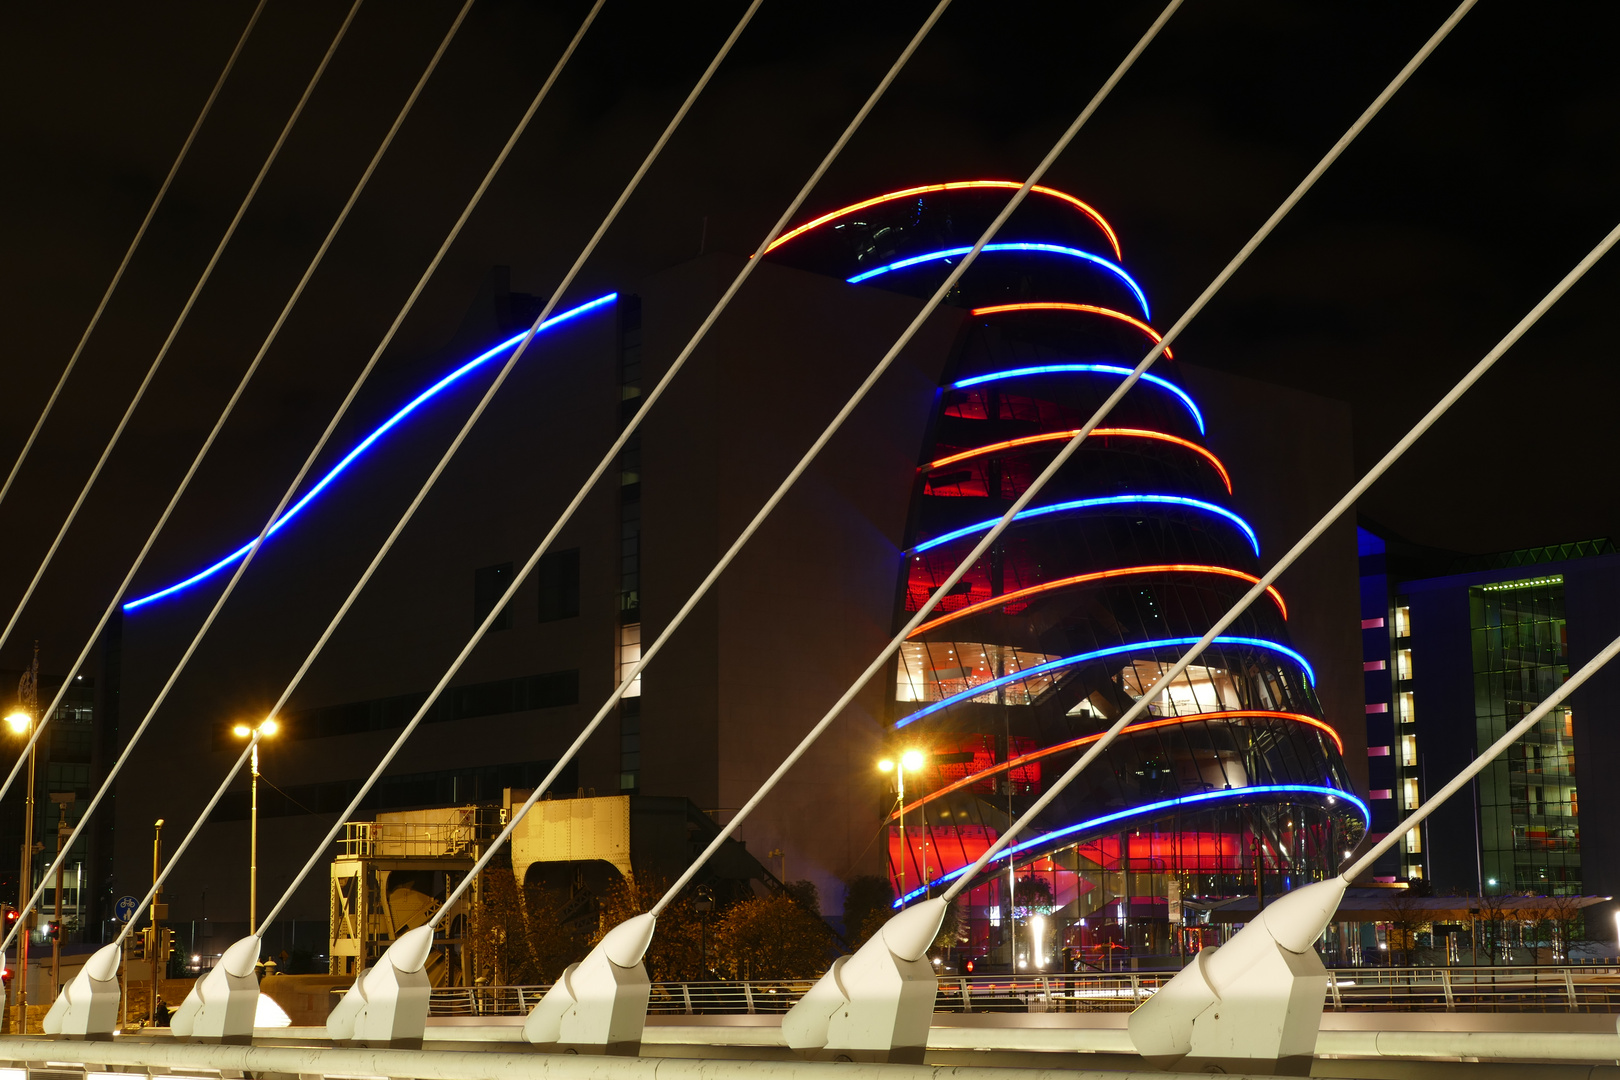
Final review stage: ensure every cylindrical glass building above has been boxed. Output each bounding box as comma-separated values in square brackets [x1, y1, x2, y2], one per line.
[769, 182, 1366, 970]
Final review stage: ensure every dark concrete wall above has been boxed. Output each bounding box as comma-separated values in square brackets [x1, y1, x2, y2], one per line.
[108, 255, 1375, 940]
[113, 274, 624, 942]
[637, 254, 963, 914]
[1175, 363, 1367, 794]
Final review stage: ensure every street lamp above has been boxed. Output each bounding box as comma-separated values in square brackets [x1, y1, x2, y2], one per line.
[4, 711, 34, 1034]
[232, 719, 279, 932]
[879, 750, 927, 909]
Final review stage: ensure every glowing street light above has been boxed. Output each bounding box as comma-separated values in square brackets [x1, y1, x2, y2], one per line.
[233, 719, 279, 931]
[880, 750, 927, 908]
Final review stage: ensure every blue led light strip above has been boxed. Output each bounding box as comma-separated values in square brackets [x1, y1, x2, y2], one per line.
[123, 293, 618, 612]
[896, 634, 1315, 730]
[909, 494, 1259, 557]
[847, 243, 1151, 320]
[891, 783, 1369, 906]
[953, 364, 1205, 435]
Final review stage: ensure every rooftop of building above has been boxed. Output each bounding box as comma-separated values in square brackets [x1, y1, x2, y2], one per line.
[1358, 517, 1617, 585]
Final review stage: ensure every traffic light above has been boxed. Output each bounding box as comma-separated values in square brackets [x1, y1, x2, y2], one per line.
[2, 906, 16, 931]
[963, 957, 976, 974]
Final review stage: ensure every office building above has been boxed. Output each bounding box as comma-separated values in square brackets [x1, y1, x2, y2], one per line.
[104, 181, 1365, 969]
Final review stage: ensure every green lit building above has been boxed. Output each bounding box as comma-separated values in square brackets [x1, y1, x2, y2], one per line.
[1359, 527, 1620, 914]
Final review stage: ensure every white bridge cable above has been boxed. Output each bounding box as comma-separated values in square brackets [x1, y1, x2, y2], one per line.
[422, 0, 976, 927]
[1347, 581, 1620, 882]
[255, 0, 765, 933]
[0, 0, 367, 816]
[0, 0, 269, 516]
[0, 0, 507, 959]
[115, 734, 265, 947]
[943, 214, 1618, 904]
[684, 0, 1479, 914]
[0, 0, 365, 663]
[405, 0, 1189, 930]
[87, 0, 606, 945]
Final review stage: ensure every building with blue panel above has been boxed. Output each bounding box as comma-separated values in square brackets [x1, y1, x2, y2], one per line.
[1357, 524, 1620, 922]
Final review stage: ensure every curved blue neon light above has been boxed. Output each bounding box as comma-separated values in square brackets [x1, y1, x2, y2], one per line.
[908, 494, 1259, 557]
[123, 293, 619, 612]
[953, 364, 1205, 436]
[890, 783, 1370, 906]
[896, 635, 1315, 730]
[847, 243, 1151, 320]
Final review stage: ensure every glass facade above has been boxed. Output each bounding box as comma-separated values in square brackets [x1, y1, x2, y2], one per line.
[1471, 575, 1577, 893]
[771, 182, 1363, 969]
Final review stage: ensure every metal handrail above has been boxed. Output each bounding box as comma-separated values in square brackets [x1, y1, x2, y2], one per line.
[424, 964, 1620, 1017]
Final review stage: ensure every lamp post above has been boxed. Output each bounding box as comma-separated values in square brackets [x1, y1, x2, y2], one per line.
[5, 709, 36, 1034]
[151, 818, 163, 1024]
[231, 719, 279, 933]
[879, 749, 926, 909]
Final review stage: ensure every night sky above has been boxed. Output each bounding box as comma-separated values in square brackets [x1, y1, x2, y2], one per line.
[1, 0, 1616, 675]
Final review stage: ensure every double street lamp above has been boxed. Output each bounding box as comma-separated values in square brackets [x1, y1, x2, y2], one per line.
[231, 719, 279, 932]
[879, 749, 925, 909]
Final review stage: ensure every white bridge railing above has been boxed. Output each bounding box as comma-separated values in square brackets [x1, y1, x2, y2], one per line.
[423, 965, 1620, 1017]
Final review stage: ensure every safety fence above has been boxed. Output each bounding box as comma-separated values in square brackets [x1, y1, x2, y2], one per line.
[425, 965, 1620, 1016]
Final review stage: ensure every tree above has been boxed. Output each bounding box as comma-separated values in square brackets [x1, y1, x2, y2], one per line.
[592, 874, 709, 982]
[468, 868, 543, 986]
[519, 883, 587, 982]
[843, 875, 894, 949]
[1383, 884, 1429, 966]
[1475, 889, 1512, 965]
[711, 893, 833, 980]
[1520, 893, 1586, 963]
[1015, 876, 1055, 916]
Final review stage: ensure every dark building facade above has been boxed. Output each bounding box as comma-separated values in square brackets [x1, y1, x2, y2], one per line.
[104, 182, 1366, 967]
[1359, 526, 1620, 920]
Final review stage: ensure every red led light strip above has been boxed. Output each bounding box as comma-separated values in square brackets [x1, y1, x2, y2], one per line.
[886, 710, 1343, 821]
[908, 564, 1287, 637]
[764, 181, 1122, 260]
[970, 302, 1172, 358]
[923, 428, 1230, 493]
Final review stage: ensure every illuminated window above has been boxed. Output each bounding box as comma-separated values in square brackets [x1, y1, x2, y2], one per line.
[1396, 649, 1414, 680]
[1400, 735, 1417, 767]
[1404, 828, 1422, 854]
[895, 641, 1062, 704]
[1398, 691, 1415, 724]
[1402, 777, 1420, 811]
[1406, 864, 1424, 879]
[1394, 605, 1411, 638]
[618, 622, 642, 698]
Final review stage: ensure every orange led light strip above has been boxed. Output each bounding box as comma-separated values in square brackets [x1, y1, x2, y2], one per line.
[885, 710, 1343, 821]
[922, 428, 1230, 493]
[970, 302, 1172, 359]
[764, 181, 1122, 260]
[908, 564, 1287, 637]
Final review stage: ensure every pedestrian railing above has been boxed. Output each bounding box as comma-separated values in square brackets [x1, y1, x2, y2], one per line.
[427, 965, 1620, 1017]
